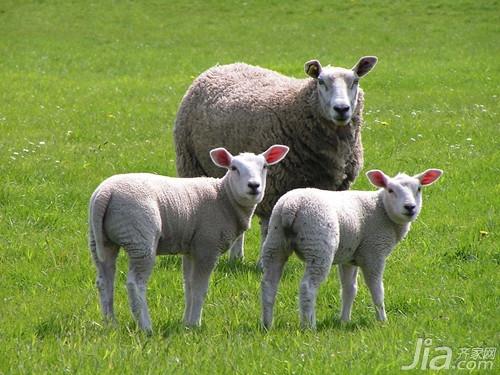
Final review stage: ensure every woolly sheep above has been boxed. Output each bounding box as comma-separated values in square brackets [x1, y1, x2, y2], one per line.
[88, 145, 289, 332]
[260, 168, 443, 329]
[174, 57, 378, 263]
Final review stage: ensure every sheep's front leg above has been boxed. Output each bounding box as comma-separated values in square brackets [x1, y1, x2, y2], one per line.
[184, 254, 217, 327]
[127, 255, 156, 333]
[229, 233, 244, 261]
[182, 255, 193, 321]
[361, 263, 387, 321]
[338, 263, 359, 322]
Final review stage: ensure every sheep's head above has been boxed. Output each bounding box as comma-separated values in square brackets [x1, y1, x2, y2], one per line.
[210, 145, 289, 207]
[305, 56, 377, 126]
[366, 169, 443, 225]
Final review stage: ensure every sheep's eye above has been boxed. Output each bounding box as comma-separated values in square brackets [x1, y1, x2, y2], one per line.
[318, 78, 325, 85]
[263, 164, 267, 170]
[352, 79, 359, 88]
[417, 186, 422, 192]
[230, 166, 237, 171]
[388, 189, 394, 194]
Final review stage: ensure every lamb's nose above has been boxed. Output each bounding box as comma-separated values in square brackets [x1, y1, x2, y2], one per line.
[333, 104, 350, 114]
[248, 182, 260, 190]
[404, 204, 416, 212]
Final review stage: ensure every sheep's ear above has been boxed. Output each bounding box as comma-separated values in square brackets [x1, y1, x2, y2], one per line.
[352, 56, 378, 77]
[262, 145, 289, 165]
[210, 147, 233, 169]
[366, 169, 388, 188]
[304, 60, 322, 79]
[415, 169, 443, 186]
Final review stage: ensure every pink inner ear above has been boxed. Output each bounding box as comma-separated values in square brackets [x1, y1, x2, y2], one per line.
[420, 170, 441, 185]
[264, 146, 288, 164]
[368, 171, 387, 188]
[212, 149, 231, 167]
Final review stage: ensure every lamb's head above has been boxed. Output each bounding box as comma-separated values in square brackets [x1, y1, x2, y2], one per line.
[210, 145, 289, 207]
[305, 56, 377, 126]
[367, 169, 443, 225]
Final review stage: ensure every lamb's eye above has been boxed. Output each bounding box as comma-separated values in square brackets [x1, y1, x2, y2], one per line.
[230, 166, 237, 171]
[352, 79, 359, 87]
[318, 78, 325, 85]
[388, 189, 394, 194]
[417, 186, 422, 192]
[263, 164, 267, 170]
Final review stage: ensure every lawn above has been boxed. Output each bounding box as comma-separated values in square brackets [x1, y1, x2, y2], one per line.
[0, 0, 498, 373]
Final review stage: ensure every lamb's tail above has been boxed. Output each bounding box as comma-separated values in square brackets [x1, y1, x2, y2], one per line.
[89, 186, 112, 263]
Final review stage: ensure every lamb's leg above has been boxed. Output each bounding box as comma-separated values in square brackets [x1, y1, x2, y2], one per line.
[182, 255, 193, 322]
[256, 217, 270, 269]
[229, 233, 244, 261]
[299, 259, 331, 330]
[184, 255, 217, 327]
[361, 264, 387, 321]
[261, 252, 288, 330]
[338, 263, 359, 322]
[90, 235, 119, 323]
[127, 255, 156, 333]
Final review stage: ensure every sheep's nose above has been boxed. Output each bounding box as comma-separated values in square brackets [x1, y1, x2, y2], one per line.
[404, 204, 416, 212]
[333, 104, 350, 114]
[248, 182, 260, 190]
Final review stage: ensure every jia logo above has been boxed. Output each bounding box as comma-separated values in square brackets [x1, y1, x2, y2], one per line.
[401, 338, 496, 371]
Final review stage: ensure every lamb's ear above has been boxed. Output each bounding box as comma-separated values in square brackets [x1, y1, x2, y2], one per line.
[352, 56, 378, 77]
[304, 60, 322, 79]
[415, 169, 443, 186]
[262, 145, 289, 165]
[366, 169, 388, 188]
[210, 147, 233, 169]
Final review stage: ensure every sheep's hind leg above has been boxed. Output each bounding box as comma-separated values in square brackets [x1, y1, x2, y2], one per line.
[299, 258, 332, 330]
[338, 263, 359, 322]
[127, 255, 156, 333]
[90, 236, 119, 324]
[229, 233, 244, 261]
[256, 217, 270, 269]
[261, 250, 289, 330]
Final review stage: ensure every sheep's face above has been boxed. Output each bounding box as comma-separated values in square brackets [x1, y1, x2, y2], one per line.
[367, 169, 443, 225]
[210, 145, 289, 208]
[305, 57, 377, 126]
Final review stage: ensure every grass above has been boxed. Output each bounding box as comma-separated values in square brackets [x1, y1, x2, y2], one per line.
[0, 0, 498, 373]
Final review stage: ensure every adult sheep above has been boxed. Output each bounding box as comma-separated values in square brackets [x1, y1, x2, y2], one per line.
[174, 56, 378, 262]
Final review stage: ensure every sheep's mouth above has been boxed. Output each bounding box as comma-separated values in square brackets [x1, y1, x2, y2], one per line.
[247, 190, 261, 196]
[332, 116, 350, 126]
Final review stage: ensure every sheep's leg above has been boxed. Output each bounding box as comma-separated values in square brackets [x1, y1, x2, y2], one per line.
[256, 217, 270, 269]
[127, 255, 156, 333]
[229, 233, 244, 261]
[261, 252, 288, 330]
[89, 235, 119, 323]
[184, 255, 217, 327]
[299, 260, 331, 330]
[361, 265, 387, 321]
[338, 264, 359, 322]
[182, 255, 193, 322]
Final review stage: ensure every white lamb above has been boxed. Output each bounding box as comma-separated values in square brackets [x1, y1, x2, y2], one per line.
[261, 168, 443, 329]
[88, 145, 288, 332]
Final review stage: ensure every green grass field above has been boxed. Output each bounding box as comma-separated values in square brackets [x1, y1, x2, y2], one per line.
[0, 0, 498, 373]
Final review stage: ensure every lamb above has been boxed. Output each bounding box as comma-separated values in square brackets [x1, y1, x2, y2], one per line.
[174, 56, 378, 263]
[88, 145, 289, 332]
[260, 168, 443, 329]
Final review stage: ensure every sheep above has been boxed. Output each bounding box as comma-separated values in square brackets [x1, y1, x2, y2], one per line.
[260, 168, 443, 329]
[88, 145, 289, 333]
[174, 56, 378, 263]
